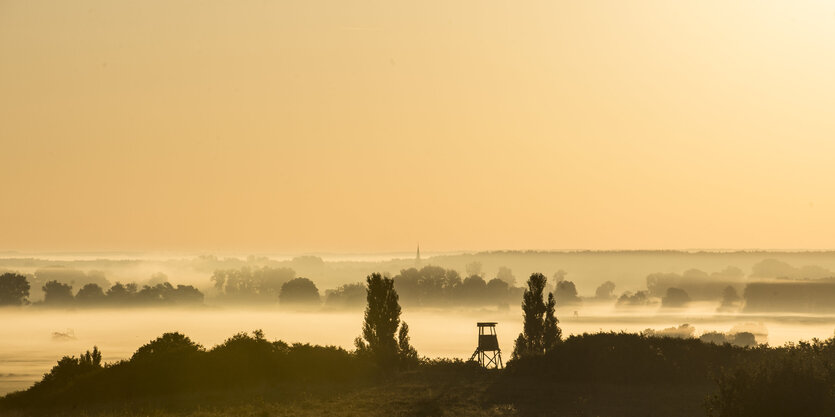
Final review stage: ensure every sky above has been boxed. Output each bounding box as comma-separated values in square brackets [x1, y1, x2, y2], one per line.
[2, 0, 835, 253]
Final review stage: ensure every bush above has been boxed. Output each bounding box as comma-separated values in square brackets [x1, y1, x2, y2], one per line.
[707, 339, 835, 417]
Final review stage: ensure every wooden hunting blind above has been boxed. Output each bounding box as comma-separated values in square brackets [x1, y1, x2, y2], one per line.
[469, 322, 503, 369]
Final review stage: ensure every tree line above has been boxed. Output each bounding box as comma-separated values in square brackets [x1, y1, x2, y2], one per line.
[0, 272, 203, 307]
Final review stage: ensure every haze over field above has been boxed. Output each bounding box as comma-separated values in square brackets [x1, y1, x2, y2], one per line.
[3, 250, 835, 396]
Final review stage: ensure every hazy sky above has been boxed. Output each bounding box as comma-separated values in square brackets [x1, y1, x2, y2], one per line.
[2, 1, 835, 253]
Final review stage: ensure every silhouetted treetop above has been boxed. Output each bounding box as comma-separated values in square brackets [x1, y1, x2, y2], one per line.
[132, 332, 204, 362]
[0, 272, 29, 306]
[42, 281, 74, 305]
[279, 277, 321, 306]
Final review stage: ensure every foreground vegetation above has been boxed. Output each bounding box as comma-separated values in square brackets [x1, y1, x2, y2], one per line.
[2, 271, 834, 416]
[4, 331, 833, 417]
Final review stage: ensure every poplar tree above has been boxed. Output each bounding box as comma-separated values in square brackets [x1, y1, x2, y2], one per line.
[513, 273, 562, 359]
[356, 273, 418, 371]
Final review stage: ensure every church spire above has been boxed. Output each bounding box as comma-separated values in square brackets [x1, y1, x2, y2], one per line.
[416, 244, 421, 267]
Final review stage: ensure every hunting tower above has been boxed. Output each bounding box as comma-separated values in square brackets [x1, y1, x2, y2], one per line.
[469, 322, 503, 369]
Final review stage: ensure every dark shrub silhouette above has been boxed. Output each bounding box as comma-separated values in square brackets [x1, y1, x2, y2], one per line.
[132, 332, 203, 361]
[0, 272, 30, 305]
[707, 338, 835, 417]
[491, 332, 754, 416]
[279, 277, 321, 306]
[34, 347, 102, 389]
[0, 329, 365, 412]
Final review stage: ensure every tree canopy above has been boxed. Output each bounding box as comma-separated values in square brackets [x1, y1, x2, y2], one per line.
[0, 272, 30, 306]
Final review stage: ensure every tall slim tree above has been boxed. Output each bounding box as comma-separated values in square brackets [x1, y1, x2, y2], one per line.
[356, 273, 418, 371]
[357, 273, 402, 370]
[513, 272, 561, 359]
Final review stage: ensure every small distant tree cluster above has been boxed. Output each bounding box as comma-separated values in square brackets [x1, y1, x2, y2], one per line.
[393, 265, 515, 307]
[355, 273, 418, 371]
[38, 281, 204, 307]
[324, 282, 366, 309]
[616, 290, 654, 307]
[210, 266, 296, 301]
[28, 267, 111, 301]
[513, 273, 561, 359]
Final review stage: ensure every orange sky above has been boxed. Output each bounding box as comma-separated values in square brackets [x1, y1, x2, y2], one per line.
[2, 1, 835, 253]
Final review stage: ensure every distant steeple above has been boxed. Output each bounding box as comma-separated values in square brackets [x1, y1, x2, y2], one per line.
[416, 244, 421, 267]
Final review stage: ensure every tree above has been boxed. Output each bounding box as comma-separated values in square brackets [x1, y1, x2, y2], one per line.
[279, 277, 321, 306]
[555, 280, 582, 305]
[513, 273, 561, 359]
[496, 266, 516, 286]
[0, 272, 30, 306]
[465, 261, 483, 277]
[397, 322, 418, 369]
[595, 281, 616, 300]
[43, 281, 74, 305]
[132, 332, 203, 361]
[486, 278, 510, 304]
[717, 285, 741, 312]
[357, 273, 417, 371]
[325, 282, 367, 309]
[661, 287, 691, 308]
[40, 346, 102, 386]
[543, 292, 561, 351]
[106, 282, 137, 304]
[76, 283, 106, 304]
[459, 275, 487, 304]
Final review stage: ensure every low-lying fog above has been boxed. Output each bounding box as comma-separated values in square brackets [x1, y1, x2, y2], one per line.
[4, 251, 835, 395]
[2, 304, 834, 395]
